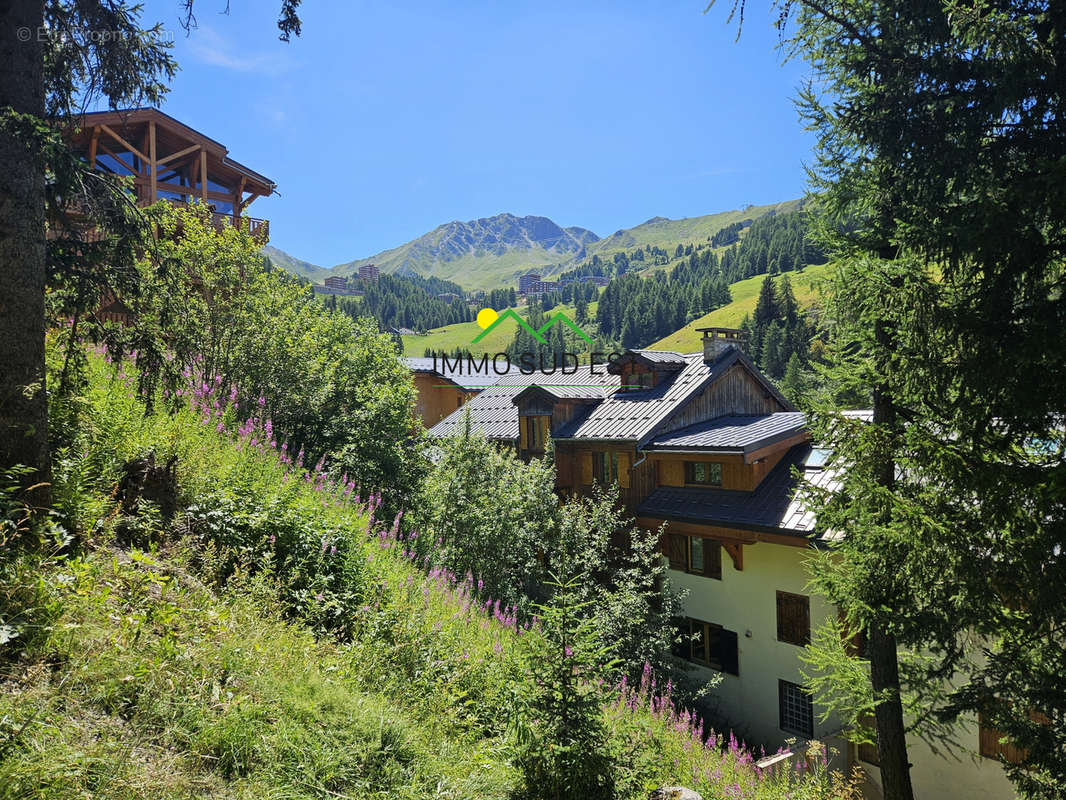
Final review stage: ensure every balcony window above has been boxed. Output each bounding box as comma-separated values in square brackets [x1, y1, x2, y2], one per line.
[95, 150, 139, 176]
[684, 461, 722, 486]
[594, 451, 619, 484]
[525, 416, 546, 451]
[674, 617, 738, 675]
[666, 533, 722, 579]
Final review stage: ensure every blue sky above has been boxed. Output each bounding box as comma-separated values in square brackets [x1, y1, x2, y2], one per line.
[141, 0, 814, 267]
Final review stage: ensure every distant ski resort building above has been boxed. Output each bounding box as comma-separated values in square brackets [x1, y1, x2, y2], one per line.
[324, 276, 348, 291]
[358, 263, 380, 281]
[518, 273, 541, 294]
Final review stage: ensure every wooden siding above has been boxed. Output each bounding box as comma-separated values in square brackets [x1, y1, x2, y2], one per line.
[555, 441, 651, 510]
[652, 452, 766, 492]
[412, 373, 474, 428]
[655, 363, 787, 436]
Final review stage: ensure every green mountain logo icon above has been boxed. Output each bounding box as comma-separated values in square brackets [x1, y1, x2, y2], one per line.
[471, 308, 594, 346]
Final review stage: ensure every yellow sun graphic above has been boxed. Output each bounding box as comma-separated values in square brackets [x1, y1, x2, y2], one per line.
[476, 307, 499, 329]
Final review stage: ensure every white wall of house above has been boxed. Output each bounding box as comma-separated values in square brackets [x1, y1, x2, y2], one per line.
[669, 540, 1016, 800]
[670, 541, 842, 749]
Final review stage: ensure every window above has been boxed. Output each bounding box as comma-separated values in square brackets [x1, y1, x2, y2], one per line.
[525, 416, 546, 451]
[779, 680, 814, 737]
[665, 534, 722, 579]
[684, 461, 722, 485]
[776, 592, 811, 646]
[457, 395, 464, 409]
[674, 617, 738, 675]
[593, 451, 619, 483]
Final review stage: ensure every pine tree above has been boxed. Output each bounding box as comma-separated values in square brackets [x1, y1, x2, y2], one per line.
[753, 274, 778, 327]
[727, 0, 1066, 797]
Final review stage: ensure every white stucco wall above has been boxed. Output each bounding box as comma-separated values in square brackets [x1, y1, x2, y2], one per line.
[670, 540, 841, 750]
[669, 541, 1017, 800]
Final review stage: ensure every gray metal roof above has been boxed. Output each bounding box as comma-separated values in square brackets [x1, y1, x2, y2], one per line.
[427, 347, 794, 445]
[557, 348, 792, 445]
[636, 444, 837, 539]
[403, 356, 519, 391]
[647, 412, 807, 453]
[625, 349, 688, 367]
[427, 368, 619, 440]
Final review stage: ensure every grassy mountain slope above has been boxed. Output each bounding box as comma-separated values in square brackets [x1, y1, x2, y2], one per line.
[331, 214, 600, 292]
[401, 260, 830, 358]
[261, 245, 327, 281]
[266, 200, 806, 292]
[580, 199, 804, 262]
[651, 262, 832, 352]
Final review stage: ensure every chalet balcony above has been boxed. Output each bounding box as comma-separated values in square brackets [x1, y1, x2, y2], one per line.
[49, 198, 270, 245]
[166, 200, 269, 243]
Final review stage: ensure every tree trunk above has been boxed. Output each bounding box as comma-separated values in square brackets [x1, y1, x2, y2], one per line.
[869, 621, 915, 800]
[870, 319, 915, 800]
[0, 0, 50, 508]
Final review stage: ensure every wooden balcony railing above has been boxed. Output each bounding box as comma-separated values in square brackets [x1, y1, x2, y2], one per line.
[52, 198, 270, 244]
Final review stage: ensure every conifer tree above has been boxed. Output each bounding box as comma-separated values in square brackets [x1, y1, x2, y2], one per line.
[712, 0, 1066, 797]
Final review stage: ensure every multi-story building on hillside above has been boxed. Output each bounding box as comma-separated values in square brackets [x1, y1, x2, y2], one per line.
[359, 263, 380, 281]
[65, 107, 274, 241]
[324, 276, 348, 291]
[428, 327, 1016, 800]
[60, 108, 276, 326]
[518, 273, 541, 294]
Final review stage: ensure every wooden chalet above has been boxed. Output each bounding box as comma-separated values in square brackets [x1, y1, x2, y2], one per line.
[64, 107, 275, 240]
[404, 356, 520, 428]
[428, 327, 830, 568]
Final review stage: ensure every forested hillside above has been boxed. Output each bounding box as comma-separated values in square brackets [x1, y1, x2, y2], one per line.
[326, 273, 474, 333]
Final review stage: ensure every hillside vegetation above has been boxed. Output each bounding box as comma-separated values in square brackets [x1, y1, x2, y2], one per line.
[651, 262, 831, 352]
[582, 199, 803, 262]
[400, 301, 598, 357]
[0, 347, 857, 800]
[265, 200, 805, 292]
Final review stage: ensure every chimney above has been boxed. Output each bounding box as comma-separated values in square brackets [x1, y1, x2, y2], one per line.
[698, 327, 747, 363]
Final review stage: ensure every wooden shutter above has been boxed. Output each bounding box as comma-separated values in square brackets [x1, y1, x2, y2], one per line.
[667, 533, 687, 570]
[719, 628, 739, 675]
[703, 539, 722, 579]
[776, 591, 811, 646]
[617, 452, 631, 488]
[519, 416, 529, 450]
[580, 451, 593, 484]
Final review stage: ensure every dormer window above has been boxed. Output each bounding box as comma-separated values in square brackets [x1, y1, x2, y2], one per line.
[525, 416, 547, 451]
[685, 461, 722, 486]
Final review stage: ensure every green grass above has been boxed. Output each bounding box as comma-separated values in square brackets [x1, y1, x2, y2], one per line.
[652, 263, 833, 352]
[401, 302, 598, 356]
